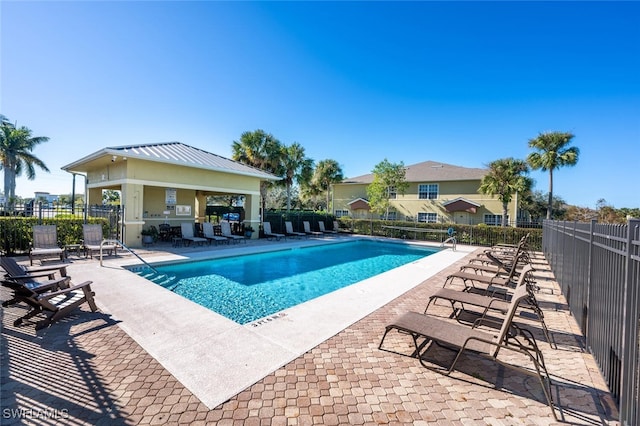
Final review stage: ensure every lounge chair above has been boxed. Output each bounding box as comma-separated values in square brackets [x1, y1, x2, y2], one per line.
[1, 276, 69, 309]
[443, 251, 526, 297]
[492, 233, 531, 251]
[284, 221, 306, 238]
[180, 223, 208, 246]
[220, 221, 245, 243]
[82, 224, 118, 258]
[1, 257, 70, 307]
[303, 221, 323, 237]
[318, 222, 337, 234]
[461, 249, 530, 275]
[379, 282, 556, 420]
[29, 225, 65, 265]
[2, 256, 68, 279]
[202, 222, 229, 245]
[426, 264, 553, 347]
[470, 234, 531, 266]
[333, 221, 342, 233]
[263, 222, 286, 241]
[2, 278, 97, 330]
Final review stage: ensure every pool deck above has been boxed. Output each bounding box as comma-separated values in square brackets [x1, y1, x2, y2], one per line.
[1, 235, 619, 425]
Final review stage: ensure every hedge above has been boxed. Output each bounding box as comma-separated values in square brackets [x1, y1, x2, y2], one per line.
[0, 217, 111, 255]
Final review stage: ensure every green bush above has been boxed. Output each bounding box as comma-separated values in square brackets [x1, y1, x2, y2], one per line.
[335, 218, 542, 251]
[0, 217, 111, 255]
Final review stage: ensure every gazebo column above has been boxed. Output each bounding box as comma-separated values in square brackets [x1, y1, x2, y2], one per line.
[195, 191, 207, 223]
[244, 193, 260, 239]
[121, 183, 145, 247]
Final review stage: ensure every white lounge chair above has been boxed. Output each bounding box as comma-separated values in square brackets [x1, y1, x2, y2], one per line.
[303, 221, 323, 237]
[263, 222, 286, 241]
[180, 223, 208, 246]
[285, 221, 307, 238]
[202, 222, 229, 245]
[220, 221, 245, 243]
[318, 222, 337, 234]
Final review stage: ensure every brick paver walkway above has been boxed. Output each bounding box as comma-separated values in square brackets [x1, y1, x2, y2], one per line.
[1, 249, 618, 425]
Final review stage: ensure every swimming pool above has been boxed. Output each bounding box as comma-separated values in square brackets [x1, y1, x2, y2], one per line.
[136, 240, 438, 324]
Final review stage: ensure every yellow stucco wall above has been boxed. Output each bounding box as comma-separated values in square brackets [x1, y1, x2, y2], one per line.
[87, 159, 259, 193]
[84, 158, 264, 247]
[333, 180, 516, 225]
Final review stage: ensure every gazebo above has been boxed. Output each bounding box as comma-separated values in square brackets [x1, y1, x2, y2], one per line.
[62, 142, 279, 247]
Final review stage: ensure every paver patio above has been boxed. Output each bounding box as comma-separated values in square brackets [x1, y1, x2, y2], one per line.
[1, 242, 619, 425]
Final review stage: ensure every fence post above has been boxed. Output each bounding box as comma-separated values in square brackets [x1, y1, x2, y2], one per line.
[584, 218, 596, 347]
[37, 201, 43, 224]
[620, 218, 639, 424]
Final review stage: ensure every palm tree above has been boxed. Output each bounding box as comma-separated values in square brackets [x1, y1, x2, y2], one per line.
[309, 159, 344, 212]
[527, 131, 579, 220]
[231, 129, 283, 216]
[0, 120, 50, 208]
[478, 158, 531, 227]
[279, 142, 313, 211]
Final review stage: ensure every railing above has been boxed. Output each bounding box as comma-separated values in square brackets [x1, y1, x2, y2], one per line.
[99, 239, 159, 274]
[543, 218, 639, 426]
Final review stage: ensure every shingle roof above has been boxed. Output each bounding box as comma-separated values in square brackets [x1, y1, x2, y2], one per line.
[341, 161, 487, 184]
[62, 142, 279, 180]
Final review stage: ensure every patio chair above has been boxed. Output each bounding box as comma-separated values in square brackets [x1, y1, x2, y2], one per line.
[318, 222, 337, 234]
[426, 264, 553, 347]
[285, 221, 307, 239]
[460, 250, 529, 277]
[2, 278, 97, 330]
[82, 224, 118, 258]
[202, 222, 229, 245]
[303, 221, 323, 237]
[2, 256, 68, 279]
[443, 251, 526, 297]
[158, 223, 173, 242]
[492, 233, 531, 251]
[180, 223, 208, 246]
[263, 222, 286, 241]
[29, 225, 65, 265]
[1, 257, 71, 307]
[220, 221, 246, 244]
[379, 282, 556, 420]
[1, 276, 69, 308]
[470, 234, 531, 266]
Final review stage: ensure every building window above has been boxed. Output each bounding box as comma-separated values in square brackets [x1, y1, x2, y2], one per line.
[417, 212, 437, 223]
[484, 214, 508, 226]
[380, 211, 397, 221]
[335, 210, 349, 218]
[418, 184, 438, 199]
[387, 186, 397, 199]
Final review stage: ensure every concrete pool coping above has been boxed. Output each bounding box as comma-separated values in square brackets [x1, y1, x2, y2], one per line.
[66, 236, 474, 409]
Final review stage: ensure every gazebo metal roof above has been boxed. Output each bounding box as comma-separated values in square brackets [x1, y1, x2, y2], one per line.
[62, 141, 279, 181]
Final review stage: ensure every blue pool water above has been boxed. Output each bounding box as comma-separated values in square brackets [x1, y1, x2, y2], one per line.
[136, 240, 438, 324]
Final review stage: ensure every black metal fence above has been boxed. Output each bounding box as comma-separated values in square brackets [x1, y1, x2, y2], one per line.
[543, 219, 639, 426]
[263, 211, 338, 235]
[335, 217, 543, 251]
[262, 213, 543, 250]
[0, 203, 121, 255]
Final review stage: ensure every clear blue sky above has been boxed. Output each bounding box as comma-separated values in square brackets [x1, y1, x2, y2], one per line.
[2, 1, 639, 209]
